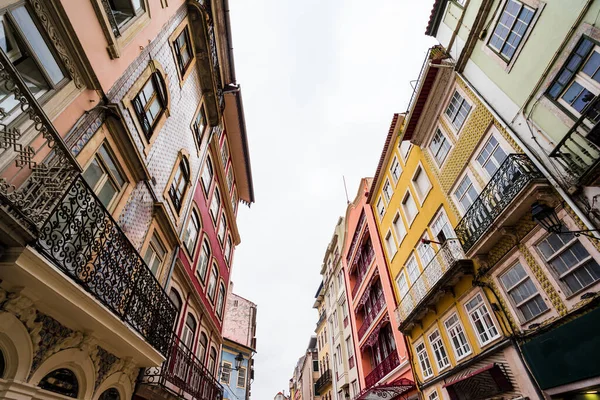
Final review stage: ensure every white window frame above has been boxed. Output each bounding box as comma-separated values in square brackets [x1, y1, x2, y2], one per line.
[557, 44, 600, 118]
[396, 270, 409, 299]
[428, 390, 440, 400]
[452, 171, 480, 215]
[392, 212, 407, 245]
[399, 140, 412, 163]
[376, 197, 386, 220]
[498, 261, 549, 323]
[443, 312, 472, 361]
[428, 329, 450, 371]
[385, 230, 397, 259]
[431, 208, 455, 243]
[220, 361, 232, 384]
[390, 156, 402, 184]
[473, 129, 512, 181]
[237, 366, 247, 388]
[464, 293, 501, 346]
[429, 127, 452, 167]
[415, 340, 433, 379]
[443, 87, 473, 133]
[487, 0, 536, 63]
[417, 233, 436, 269]
[401, 189, 418, 227]
[383, 179, 393, 203]
[411, 163, 432, 204]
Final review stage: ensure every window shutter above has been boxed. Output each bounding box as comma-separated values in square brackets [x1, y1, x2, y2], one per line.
[153, 72, 168, 107]
[132, 96, 150, 134]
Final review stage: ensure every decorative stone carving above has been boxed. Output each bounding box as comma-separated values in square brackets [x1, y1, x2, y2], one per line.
[28, 0, 85, 89]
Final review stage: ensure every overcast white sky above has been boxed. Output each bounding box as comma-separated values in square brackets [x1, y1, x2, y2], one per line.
[227, 1, 436, 398]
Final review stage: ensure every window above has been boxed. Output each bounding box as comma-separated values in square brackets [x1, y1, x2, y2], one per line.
[132, 72, 167, 138]
[173, 27, 192, 75]
[313, 360, 319, 372]
[428, 330, 450, 370]
[207, 264, 218, 301]
[396, 271, 409, 298]
[489, 0, 535, 61]
[208, 348, 217, 374]
[500, 262, 548, 322]
[454, 175, 479, 213]
[107, 0, 145, 30]
[218, 213, 227, 244]
[376, 198, 385, 219]
[183, 210, 201, 255]
[430, 129, 451, 166]
[216, 282, 226, 317]
[82, 143, 127, 209]
[169, 289, 182, 314]
[476, 135, 508, 177]
[197, 333, 208, 363]
[417, 239, 436, 268]
[465, 293, 500, 345]
[0, 6, 66, 117]
[385, 231, 397, 258]
[197, 239, 211, 282]
[38, 368, 78, 398]
[392, 213, 407, 243]
[455, 0, 466, 6]
[536, 231, 600, 295]
[221, 139, 230, 168]
[401, 191, 418, 224]
[227, 167, 235, 193]
[415, 342, 433, 378]
[201, 157, 213, 193]
[181, 313, 197, 348]
[237, 366, 246, 388]
[383, 180, 393, 202]
[548, 37, 599, 114]
[220, 361, 231, 384]
[336, 344, 342, 364]
[143, 232, 167, 276]
[210, 188, 221, 222]
[193, 107, 207, 147]
[98, 388, 120, 400]
[168, 157, 190, 213]
[390, 157, 402, 183]
[412, 165, 432, 202]
[333, 310, 338, 327]
[406, 256, 420, 285]
[445, 91, 471, 131]
[351, 381, 359, 398]
[428, 391, 440, 400]
[346, 337, 353, 358]
[224, 236, 233, 264]
[444, 313, 471, 359]
[399, 141, 412, 162]
[431, 210, 454, 243]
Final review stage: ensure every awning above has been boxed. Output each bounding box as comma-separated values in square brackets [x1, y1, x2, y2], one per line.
[357, 378, 415, 400]
[442, 363, 512, 400]
[363, 314, 390, 348]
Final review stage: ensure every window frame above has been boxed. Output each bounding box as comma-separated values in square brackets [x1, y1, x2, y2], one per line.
[220, 361, 232, 384]
[428, 329, 450, 371]
[473, 130, 512, 181]
[385, 230, 397, 259]
[390, 156, 402, 184]
[382, 179, 393, 203]
[399, 140, 412, 163]
[207, 263, 219, 303]
[216, 281, 226, 319]
[143, 230, 167, 277]
[201, 156, 214, 196]
[464, 292, 501, 347]
[183, 208, 201, 257]
[498, 260, 549, 323]
[453, 171, 481, 215]
[167, 153, 191, 215]
[443, 312, 472, 361]
[486, 0, 537, 63]
[376, 197, 386, 220]
[196, 238, 211, 284]
[443, 88, 472, 133]
[415, 340, 434, 379]
[132, 71, 168, 140]
[429, 127, 452, 167]
[171, 24, 194, 80]
[392, 212, 407, 245]
[411, 163, 432, 204]
[237, 366, 247, 388]
[401, 189, 419, 227]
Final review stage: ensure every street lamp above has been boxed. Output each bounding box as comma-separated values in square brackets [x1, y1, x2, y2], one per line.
[234, 352, 244, 370]
[531, 202, 600, 239]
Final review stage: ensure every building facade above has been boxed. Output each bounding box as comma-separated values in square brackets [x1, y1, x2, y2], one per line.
[220, 290, 257, 400]
[314, 282, 333, 400]
[425, 0, 600, 398]
[0, 0, 252, 399]
[342, 177, 416, 400]
[290, 338, 320, 400]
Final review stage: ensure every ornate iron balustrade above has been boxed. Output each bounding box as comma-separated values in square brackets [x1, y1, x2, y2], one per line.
[316, 312, 327, 328]
[315, 369, 332, 394]
[347, 211, 366, 264]
[358, 293, 386, 340]
[141, 335, 223, 400]
[549, 95, 600, 185]
[37, 176, 177, 356]
[0, 48, 80, 235]
[406, 45, 448, 112]
[455, 154, 544, 252]
[395, 239, 466, 324]
[364, 350, 400, 388]
[351, 245, 375, 298]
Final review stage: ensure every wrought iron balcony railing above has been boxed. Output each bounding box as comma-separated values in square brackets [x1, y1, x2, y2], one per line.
[0, 48, 177, 356]
[141, 335, 223, 400]
[364, 350, 400, 388]
[358, 293, 386, 340]
[395, 239, 467, 326]
[316, 312, 327, 328]
[549, 95, 600, 186]
[351, 246, 375, 298]
[315, 369, 332, 394]
[455, 154, 545, 252]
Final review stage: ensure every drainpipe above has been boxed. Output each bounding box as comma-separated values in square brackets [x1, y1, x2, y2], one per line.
[457, 72, 600, 236]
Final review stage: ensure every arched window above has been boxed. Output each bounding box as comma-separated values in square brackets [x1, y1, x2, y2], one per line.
[210, 188, 221, 221]
[197, 332, 208, 363]
[133, 71, 167, 138]
[224, 235, 232, 264]
[201, 157, 213, 193]
[208, 347, 217, 374]
[169, 156, 190, 212]
[38, 368, 79, 398]
[207, 264, 218, 301]
[183, 209, 201, 255]
[0, 348, 5, 379]
[197, 239, 211, 282]
[169, 288, 182, 328]
[99, 388, 121, 400]
[182, 313, 197, 348]
[216, 282, 226, 318]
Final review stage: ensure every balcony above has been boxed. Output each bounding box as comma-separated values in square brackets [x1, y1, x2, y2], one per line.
[364, 351, 400, 388]
[395, 239, 473, 333]
[549, 95, 600, 187]
[350, 245, 375, 298]
[316, 311, 327, 328]
[315, 369, 332, 394]
[358, 293, 386, 340]
[0, 49, 176, 357]
[139, 336, 223, 400]
[455, 154, 547, 254]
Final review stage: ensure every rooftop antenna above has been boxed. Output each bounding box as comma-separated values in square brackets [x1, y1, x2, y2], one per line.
[343, 176, 350, 205]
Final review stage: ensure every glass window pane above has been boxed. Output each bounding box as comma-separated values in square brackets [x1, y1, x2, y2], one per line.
[11, 6, 64, 85]
[98, 145, 126, 186]
[97, 180, 118, 207]
[83, 158, 104, 190]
